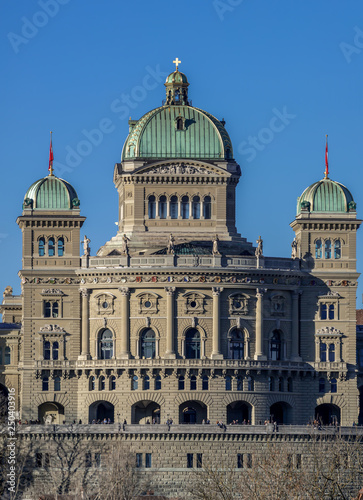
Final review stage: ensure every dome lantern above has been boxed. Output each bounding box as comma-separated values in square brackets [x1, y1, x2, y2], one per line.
[164, 58, 190, 106]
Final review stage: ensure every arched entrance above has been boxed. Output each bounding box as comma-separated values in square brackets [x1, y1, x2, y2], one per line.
[131, 401, 161, 424]
[227, 401, 252, 424]
[179, 401, 207, 424]
[315, 404, 340, 425]
[38, 402, 64, 424]
[89, 401, 114, 423]
[0, 384, 9, 423]
[270, 402, 292, 424]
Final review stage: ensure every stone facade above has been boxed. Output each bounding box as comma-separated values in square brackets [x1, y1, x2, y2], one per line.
[0, 65, 362, 435]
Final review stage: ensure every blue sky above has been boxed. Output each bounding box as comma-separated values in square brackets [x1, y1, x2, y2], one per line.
[1, 0, 363, 305]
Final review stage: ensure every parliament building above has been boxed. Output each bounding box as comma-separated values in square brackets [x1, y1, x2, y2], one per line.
[0, 63, 362, 429]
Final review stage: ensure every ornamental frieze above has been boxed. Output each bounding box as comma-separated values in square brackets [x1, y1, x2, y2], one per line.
[144, 164, 219, 176]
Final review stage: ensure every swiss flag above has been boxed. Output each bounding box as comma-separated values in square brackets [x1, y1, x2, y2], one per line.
[49, 134, 54, 172]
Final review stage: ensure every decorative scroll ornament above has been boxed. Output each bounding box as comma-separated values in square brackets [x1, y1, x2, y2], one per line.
[39, 324, 66, 333]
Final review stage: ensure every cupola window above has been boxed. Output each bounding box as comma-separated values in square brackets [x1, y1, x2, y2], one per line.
[170, 196, 178, 219]
[148, 196, 156, 219]
[192, 196, 200, 219]
[39, 238, 45, 257]
[58, 238, 64, 257]
[176, 117, 184, 130]
[334, 240, 341, 259]
[203, 196, 211, 219]
[325, 240, 331, 259]
[315, 240, 322, 259]
[181, 196, 189, 219]
[48, 238, 55, 257]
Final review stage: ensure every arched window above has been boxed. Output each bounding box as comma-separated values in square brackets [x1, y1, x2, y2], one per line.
[192, 196, 200, 219]
[98, 329, 113, 359]
[148, 195, 156, 219]
[44, 302, 51, 318]
[268, 376, 274, 392]
[42, 377, 49, 391]
[328, 344, 335, 362]
[331, 378, 337, 393]
[203, 196, 211, 219]
[159, 196, 167, 219]
[237, 376, 243, 391]
[328, 304, 335, 320]
[181, 196, 189, 219]
[320, 343, 327, 362]
[58, 238, 64, 257]
[143, 375, 150, 390]
[225, 375, 232, 391]
[178, 376, 185, 390]
[320, 304, 327, 320]
[334, 240, 341, 259]
[99, 376, 105, 391]
[52, 302, 59, 318]
[4, 347, 10, 365]
[176, 117, 183, 130]
[44, 341, 51, 360]
[110, 376, 116, 391]
[278, 377, 284, 392]
[247, 376, 254, 391]
[287, 377, 293, 392]
[155, 375, 161, 390]
[319, 377, 325, 393]
[185, 329, 200, 359]
[315, 240, 322, 259]
[52, 342, 59, 360]
[229, 329, 244, 359]
[39, 238, 45, 257]
[140, 329, 156, 359]
[54, 376, 61, 392]
[190, 375, 197, 390]
[325, 240, 331, 259]
[170, 196, 178, 219]
[132, 375, 138, 391]
[202, 375, 209, 391]
[89, 376, 95, 391]
[48, 238, 55, 257]
[270, 331, 282, 360]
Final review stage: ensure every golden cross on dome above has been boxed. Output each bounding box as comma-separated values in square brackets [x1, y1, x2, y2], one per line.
[173, 58, 181, 70]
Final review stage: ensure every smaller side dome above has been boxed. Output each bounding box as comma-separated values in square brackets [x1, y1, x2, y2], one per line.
[23, 176, 80, 210]
[297, 177, 356, 215]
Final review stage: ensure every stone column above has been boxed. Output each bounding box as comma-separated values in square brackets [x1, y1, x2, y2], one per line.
[119, 287, 130, 359]
[165, 287, 176, 358]
[291, 290, 302, 361]
[211, 287, 224, 359]
[254, 288, 267, 360]
[79, 289, 90, 360]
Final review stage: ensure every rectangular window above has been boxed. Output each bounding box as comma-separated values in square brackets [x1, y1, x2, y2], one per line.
[36, 453, 42, 468]
[136, 453, 142, 468]
[187, 453, 194, 468]
[95, 453, 101, 468]
[296, 454, 301, 469]
[196, 453, 202, 468]
[287, 454, 293, 468]
[237, 454, 243, 468]
[85, 452, 92, 468]
[44, 453, 50, 468]
[246, 453, 252, 469]
[145, 453, 152, 468]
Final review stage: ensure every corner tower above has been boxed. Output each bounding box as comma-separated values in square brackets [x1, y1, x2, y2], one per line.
[98, 62, 252, 256]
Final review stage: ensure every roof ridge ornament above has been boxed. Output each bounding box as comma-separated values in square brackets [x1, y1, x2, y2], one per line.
[324, 134, 329, 180]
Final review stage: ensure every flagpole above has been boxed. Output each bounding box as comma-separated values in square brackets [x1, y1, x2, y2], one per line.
[49, 131, 54, 176]
[324, 134, 329, 179]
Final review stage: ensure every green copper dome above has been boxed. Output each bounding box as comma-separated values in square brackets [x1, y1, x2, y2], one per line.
[23, 175, 80, 210]
[165, 70, 188, 84]
[297, 177, 356, 215]
[122, 105, 233, 160]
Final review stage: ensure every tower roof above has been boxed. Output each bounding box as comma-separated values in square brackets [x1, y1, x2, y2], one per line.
[23, 175, 80, 210]
[297, 177, 356, 215]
